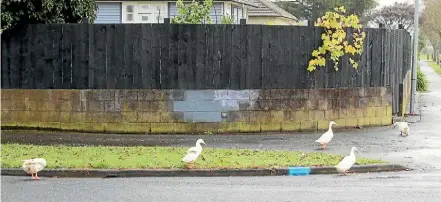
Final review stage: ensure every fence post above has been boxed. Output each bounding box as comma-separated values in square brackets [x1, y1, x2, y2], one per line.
[307, 20, 314, 27]
[398, 24, 404, 29]
[398, 83, 404, 116]
[379, 23, 384, 28]
[240, 19, 247, 25]
[164, 18, 170, 24]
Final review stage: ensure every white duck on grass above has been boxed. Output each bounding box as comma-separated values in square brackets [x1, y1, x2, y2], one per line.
[22, 158, 47, 180]
[315, 121, 337, 150]
[393, 121, 410, 137]
[335, 147, 359, 175]
[182, 139, 206, 169]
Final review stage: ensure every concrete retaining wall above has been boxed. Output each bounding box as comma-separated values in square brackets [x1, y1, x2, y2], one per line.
[1, 87, 392, 133]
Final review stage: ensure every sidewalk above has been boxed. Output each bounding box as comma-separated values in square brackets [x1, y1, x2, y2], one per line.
[2, 61, 441, 172]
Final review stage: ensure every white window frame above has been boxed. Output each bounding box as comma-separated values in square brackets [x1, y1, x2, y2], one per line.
[231, 5, 242, 24]
[122, 3, 137, 23]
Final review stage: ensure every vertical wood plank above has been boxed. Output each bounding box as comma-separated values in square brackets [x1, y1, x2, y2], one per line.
[186, 24, 197, 89]
[52, 24, 63, 88]
[290, 26, 300, 89]
[112, 24, 125, 89]
[268, 26, 278, 88]
[1, 31, 11, 88]
[195, 24, 206, 89]
[132, 24, 143, 89]
[247, 25, 262, 89]
[122, 24, 134, 89]
[177, 24, 189, 89]
[151, 24, 162, 89]
[141, 24, 158, 88]
[92, 24, 107, 89]
[34, 25, 48, 89]
[71, 24, 82, 89]
[106, 24, 117, 89]
[261, 26, 271, 89]
[76, 24, 89, 89]
[298, 26, 312, 89]
[15, 27, 27, 88]
[205, 24, 215, 89]
[42, 24, 53, 88]
[239, 24, 248, 89]
[230, 25, 241, 89]
[220, 25, 232, 89]
[210, 24, 222, 89]
[160, 23, 170, 89]
[62, 24, 73, 88]
[169, 24, 179, 89]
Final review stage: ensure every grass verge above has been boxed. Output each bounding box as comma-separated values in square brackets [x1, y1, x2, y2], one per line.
[427, 61, 441, 75]
[1, 144, 387, 169]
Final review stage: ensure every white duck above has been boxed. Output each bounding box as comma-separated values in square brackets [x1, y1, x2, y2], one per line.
[335, 147, 359, 175]
[182, 139, 206, 169]
[393, 121, 410, 137]
[22, 158, 47, 180]
[315, 121, 337, 150]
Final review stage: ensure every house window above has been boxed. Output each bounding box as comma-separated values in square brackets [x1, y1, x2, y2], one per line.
[141, 4, 149, 10]
[126, 5, 135, 22]
[142, 16, 149, 21]
[231, 5, 243, 24]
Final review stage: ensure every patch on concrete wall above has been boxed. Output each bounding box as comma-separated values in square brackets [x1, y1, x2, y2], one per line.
[170, 90, 258, 122]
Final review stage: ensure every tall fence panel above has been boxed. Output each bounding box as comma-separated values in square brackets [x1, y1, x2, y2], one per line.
[1, 24, 411, 114]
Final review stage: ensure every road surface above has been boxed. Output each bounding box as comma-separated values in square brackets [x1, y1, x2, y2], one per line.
[2, 170, 441, 202]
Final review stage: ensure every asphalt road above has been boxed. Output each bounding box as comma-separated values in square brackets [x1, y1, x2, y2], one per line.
[2, 170, 441, 202]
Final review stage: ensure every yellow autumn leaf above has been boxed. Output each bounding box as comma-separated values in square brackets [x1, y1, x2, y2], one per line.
[319, 47, 326, 54]
[318, 57, 326, 66]
[339, 6, 346, 13]
[312, 50, 320, 57]
[345, 45, 356, 54]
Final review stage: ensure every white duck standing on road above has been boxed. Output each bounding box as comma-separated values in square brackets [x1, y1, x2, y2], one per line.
[182, 139, 206, 169]
[335, 147, 359, 175]
[393, 121, 410, 137]
[22, 158, 47, 180]
[315, 121, 337, 150]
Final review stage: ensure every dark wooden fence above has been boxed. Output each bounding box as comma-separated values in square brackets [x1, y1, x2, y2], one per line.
[1, 23, 411, 114]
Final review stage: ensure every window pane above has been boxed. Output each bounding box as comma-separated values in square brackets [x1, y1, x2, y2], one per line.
[126, 5, 134, 13]
[127, 14, 134, 21]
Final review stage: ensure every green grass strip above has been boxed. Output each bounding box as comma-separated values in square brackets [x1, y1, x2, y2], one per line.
[1, 144, 386, 169]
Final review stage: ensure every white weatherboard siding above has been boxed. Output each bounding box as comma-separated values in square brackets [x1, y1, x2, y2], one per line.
[95, 2, 122, 23]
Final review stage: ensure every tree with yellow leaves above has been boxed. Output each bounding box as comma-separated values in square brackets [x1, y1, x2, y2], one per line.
[307, 6, 366, 72]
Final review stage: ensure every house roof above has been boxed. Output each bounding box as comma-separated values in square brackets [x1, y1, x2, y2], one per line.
[246, 0, 297, 20]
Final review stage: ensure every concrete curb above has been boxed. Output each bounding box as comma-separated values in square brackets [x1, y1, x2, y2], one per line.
[1, 164, 410, 178]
